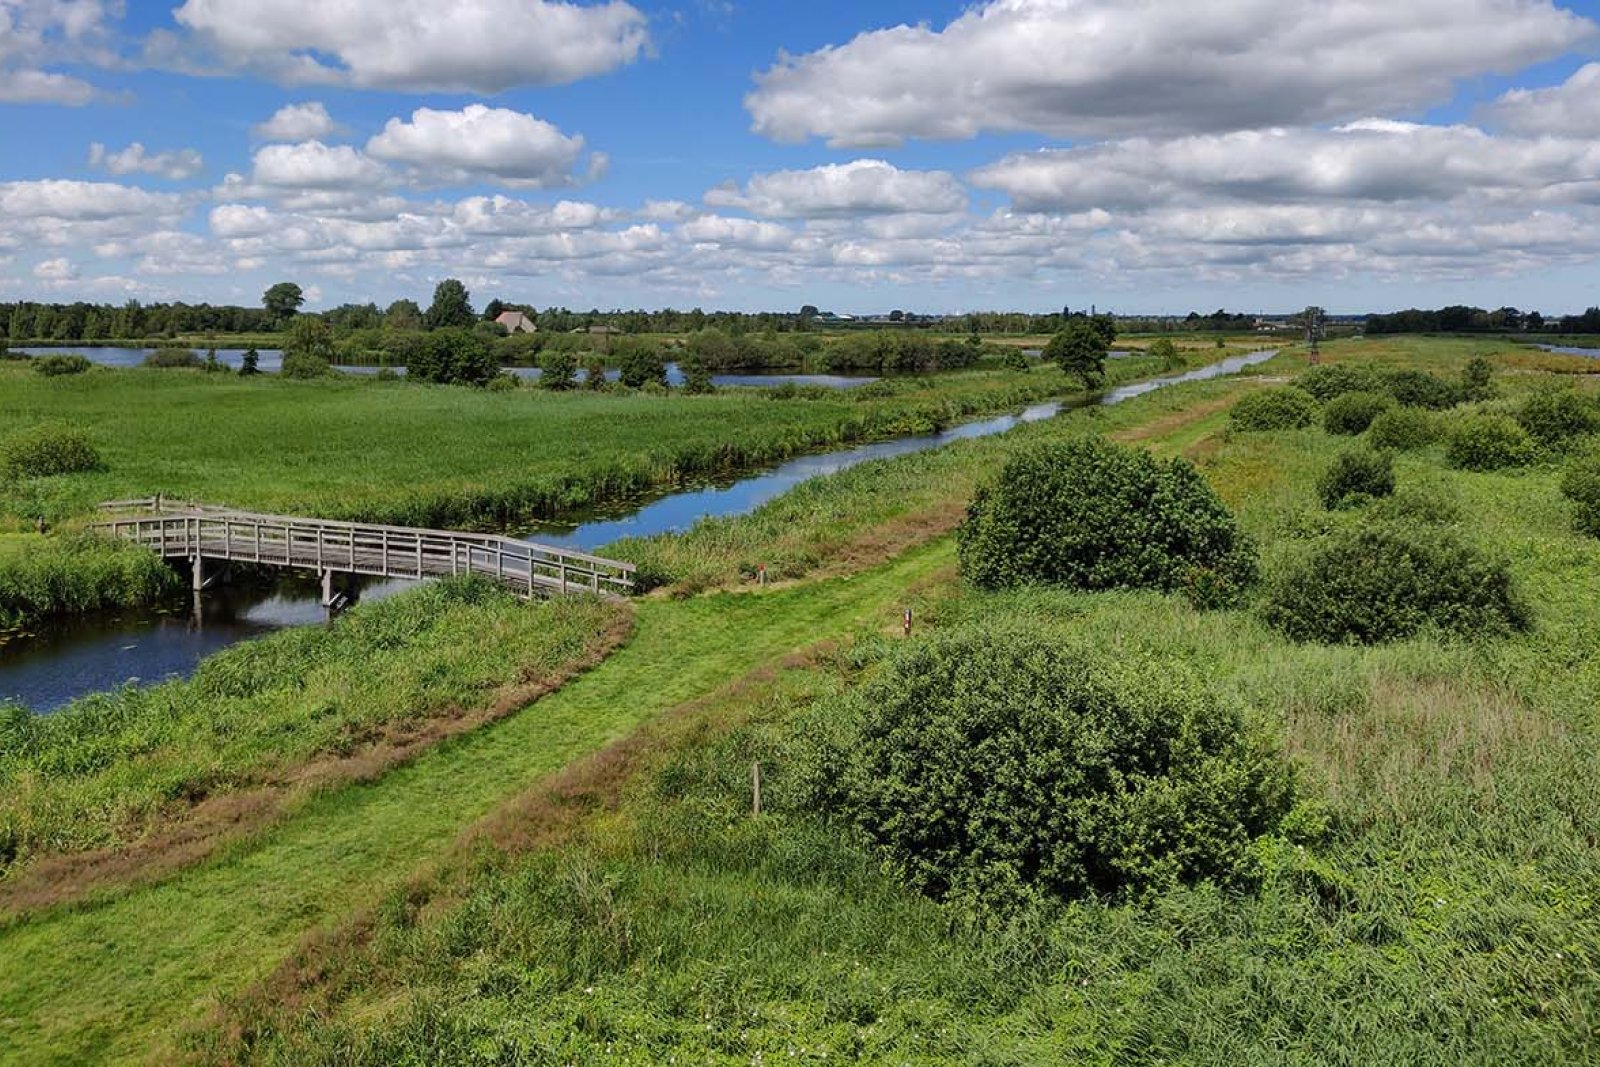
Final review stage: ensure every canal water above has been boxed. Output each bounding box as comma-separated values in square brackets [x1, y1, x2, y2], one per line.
[1, 350, 1279, 712]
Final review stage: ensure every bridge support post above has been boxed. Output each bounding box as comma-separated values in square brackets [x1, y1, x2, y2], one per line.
[321, 569, 335, 608]
[191, 554, 204, 593]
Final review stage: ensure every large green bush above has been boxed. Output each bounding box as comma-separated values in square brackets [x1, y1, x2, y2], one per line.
[1317, 448, 1395, 510]
[31, 354, 93, 377]
[1229, 387, 1319, 431]
[1322, 391, 1394, 435]
[1560, 450, 1600, 538]
[143, 348, 201, 369]
[1383, 369, 1464, 410]
[959, 439, 1256, 598]
[1365, 407, 1438, 451]
[2, 423, 104, 478]
[1261, 524, 1531, 644]
[801, 626, 1294, 911]
[1515, 385, 1600, 449]
[1297, 363, 1384, 402]
[1445, 414, 1537, 471]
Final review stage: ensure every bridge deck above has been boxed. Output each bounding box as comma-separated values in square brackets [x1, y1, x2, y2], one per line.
[93, 499, 634, 600]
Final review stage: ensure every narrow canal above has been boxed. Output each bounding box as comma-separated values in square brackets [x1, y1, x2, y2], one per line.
[1, 350, 1279, 711]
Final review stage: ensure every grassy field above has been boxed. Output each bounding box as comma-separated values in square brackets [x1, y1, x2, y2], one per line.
[180, 334, 1600, 1064]
[3, 334, 1597, 1063]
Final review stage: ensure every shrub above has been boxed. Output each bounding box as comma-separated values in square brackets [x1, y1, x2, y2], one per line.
[801, 626, 1294, 912]
[1147, 337, 1185, 370]
[679, 352, 715, 394]
[1317, 448, 1395, 509]
[582, 356, 607, 390]
[1383, 369, 1464, 410]
[280, 351, 333, 379]
[1322, 390, 1394, 435]
[1461, 356, 1497, 402]
[1561, 449, 1600, 538]
[143, 348, 202, 369]
[1261, 524, 1531, 644]
[402, 328, 497, 386]
[619, 344, 667, 388]
[486, 373, 519, 393]
[1366, 407, 1438, 451]
[1515, 384, 1600, 449]
[1229, 387, 1319, 431]
[3, 423, 104, 478]
[1297, 363, 1384, 402]
[238, 348, 260, 376]
[1000, 348, 1030, 372]
[1369, 483, 1462, 526]
[539, 347, 578, 390]
[1446, 414, 1537, 471]
[959, 439, 1256, 598]
[31, 354, 92, 377]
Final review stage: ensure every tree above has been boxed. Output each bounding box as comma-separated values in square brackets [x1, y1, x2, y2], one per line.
[384, 299, 423, 331]
[619, 344, 667, 388]
[426, 279, 475, 330]
[407, 328, 497, 386]
[679, 351, 714, 394]
[483, 298, 506, 322]
[262, 282, 304, 328]
[281, 316, 335, 378]
[1045, 319, 1109, 387]
[239, 348, 260, 376]
[583, 355, 608, 389]
[539, 347, 577, 390]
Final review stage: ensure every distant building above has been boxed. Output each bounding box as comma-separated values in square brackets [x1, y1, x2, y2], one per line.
[495, 310, 537, 334]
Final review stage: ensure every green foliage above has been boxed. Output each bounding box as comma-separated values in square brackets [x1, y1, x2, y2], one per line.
[1147, 337, 1185, 370]
[1366, 406, 1439, 451]
[1297, 363, 1385, 402]
[1446, 413, 1538, 471]
[582, 355, 607, 390]
[1368, 482, 1463, 526]
[959, 438, 1256, 598]
[142, 348, 202, 369]
[1322, 390, 1394, 435]
[203, 348, 223, 373]
[261, 282, 304, 327]
[1384, 368, 1465, 410]
[2, 423, 104, 478]
[1045, 319, 1109, 387]
[485, 373, 518, 393]
[618, 343, 667, 388]
[424, 278, 475, 330]
[538, 347, 578, 390]
[281, 316, 336, 378]
[679, 351, 714, 394]
[1229, 387, 1319, 431]
[238, 348, 260, 376]
[1560, 448, 1600, 537]
[1461, 356, 1497, 402]
[801, 625, 1294, 911]
[1515, 384, 1600, 448]
[1261, 523, 1531, 643]
[1317, 447, 1396, 509]
[1000, 347, 1029, 372]
[279, 351, 333, 379]
[30, 354, 92, 377]
[403, 328, 497, 386]
[0, 534, 178, 628]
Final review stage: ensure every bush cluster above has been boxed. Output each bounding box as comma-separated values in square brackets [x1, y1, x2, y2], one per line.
[1317, 448, 1395, 509]
[142, 348, 203, 369]
[1445, 414, 1537, 471]
[1261, 524, 1531, 644]
[1297, 363, 1384, 402]
[1365, 407, 1438, 451]
[1383, 369, 1464, 410]
[2, 423, 104, 478]
[1229, 387, 1320, 431]
[801, 626, 1294, 911]
[1322, 391, 1394, 435]
[1561, 450, 1600, 538]
[959, 439, 1256, 599]
[31, 354, 93, 376]
[1515, 385, 1600, 449]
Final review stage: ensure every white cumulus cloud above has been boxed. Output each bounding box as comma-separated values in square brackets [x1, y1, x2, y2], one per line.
[253, 102, 344, 142]
[172, 0, 649, 92]
[366, 105, 600, 188]
[705, 160, 967, 218]
[89, 142, 206, 181]
[747, 0, 1596, 145]
[0, 0, 117, 105]
[1484, 62, 1600, 135]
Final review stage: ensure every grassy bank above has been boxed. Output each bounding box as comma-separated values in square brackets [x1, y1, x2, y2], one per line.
[0, 533, 181, 630]
[191, 336, 1600, 1064]
[0, 579, 628, 899]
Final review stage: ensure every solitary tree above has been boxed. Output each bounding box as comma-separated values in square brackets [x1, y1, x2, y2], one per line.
[262, 282, 304, 328]
[281, 316, 336, 378]
[426, 279, 475, 330]
[384, 299, 423, 331]
[239, 348, 260, 376]
[1046, 319, 1110, 388]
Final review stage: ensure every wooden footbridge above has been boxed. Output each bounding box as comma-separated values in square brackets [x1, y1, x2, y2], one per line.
[94, 498, 635, 604]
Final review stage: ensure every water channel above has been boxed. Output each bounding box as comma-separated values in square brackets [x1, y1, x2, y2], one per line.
[1, 349, 1279, 712]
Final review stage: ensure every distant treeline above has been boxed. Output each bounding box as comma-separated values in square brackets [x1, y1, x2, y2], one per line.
[0, 301, 275, 341]
[1366, 305, 1600, 335]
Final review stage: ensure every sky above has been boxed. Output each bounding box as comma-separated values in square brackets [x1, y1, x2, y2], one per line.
[1, 1, 1600, 315]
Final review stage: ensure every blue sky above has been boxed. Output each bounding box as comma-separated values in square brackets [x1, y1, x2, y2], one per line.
[2, 0, 1599, 315]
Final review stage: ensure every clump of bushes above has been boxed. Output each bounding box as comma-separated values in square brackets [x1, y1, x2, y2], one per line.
[959, 439, 1256, 600]
[539, 348, 578, 390]
[1515, 384, 1600, 449]
[1366, 407, 1438, 451]
[143, 348, 202, 369]
[280, 351, 333, 379]
[31, 354, 93, 376]
[1229, 387, 1319, 431]
[1297, 363, 1384, 402]
[1445, 414, 1537, 471]
[1261, 524, 1531, 644]
[1148, 337, 1185, 370]
[1000, 348, 1030, 372]
[1461, 356, 1497, 402]
[800, 626, 1294, 912]
[1383, 369, 1464, 410]
[2, 423, 104, 478]
[1369, 483, 1462, 526]
[1322, 391, 1394, 435]
[1317, 448, 1395, 509]
[1561, 449, 1600, 538]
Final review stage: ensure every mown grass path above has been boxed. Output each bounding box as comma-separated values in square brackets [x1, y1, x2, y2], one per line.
[0, 543, 951, 1065]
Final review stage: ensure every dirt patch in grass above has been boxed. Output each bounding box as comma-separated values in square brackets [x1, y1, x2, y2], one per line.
[1111, 391, 1251, 445]
[0, 608, 635, 923]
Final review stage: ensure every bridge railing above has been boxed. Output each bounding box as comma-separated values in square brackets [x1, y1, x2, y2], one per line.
[93, 505, 634, 600]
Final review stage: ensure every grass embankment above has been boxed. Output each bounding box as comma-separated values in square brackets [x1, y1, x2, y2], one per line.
[0, 534, 180, 631]
[0, 361, 1127, 529]
[191, 334, 1600, 1064]
[0, 542, 953, 1065]
[0, 580, 629, 913]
